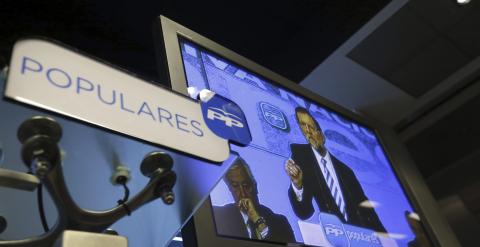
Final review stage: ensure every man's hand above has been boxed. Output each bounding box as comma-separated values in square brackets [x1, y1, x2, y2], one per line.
[285, 158, 303, 189]
[238, 198, 261, 223]
[239, 198, 269, 239]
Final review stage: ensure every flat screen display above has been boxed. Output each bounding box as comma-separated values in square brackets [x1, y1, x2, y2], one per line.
[178, 39, 431, 247]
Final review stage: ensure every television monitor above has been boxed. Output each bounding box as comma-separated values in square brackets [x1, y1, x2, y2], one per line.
[155, 16, 458, 247]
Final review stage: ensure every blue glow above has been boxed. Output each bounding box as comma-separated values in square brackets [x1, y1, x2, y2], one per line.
[180, 40, 419, 247]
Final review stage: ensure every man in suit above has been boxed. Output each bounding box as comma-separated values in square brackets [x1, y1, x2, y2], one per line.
[285, 107, 386, 232]
[213, 157, 295, 243]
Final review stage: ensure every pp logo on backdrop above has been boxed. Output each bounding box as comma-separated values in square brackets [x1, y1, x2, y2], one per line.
[320, 213, 384, 247]
[319, 213, 350, 247]
[259, 102, 289, 131]
[199, 90, 252, 146]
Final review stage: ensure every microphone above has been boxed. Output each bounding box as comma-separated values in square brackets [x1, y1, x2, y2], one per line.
[17, 116, 63, 177]
[17, 116, 62, 144]
[140, 151, 173, 178]
[140, 151, 176, 204]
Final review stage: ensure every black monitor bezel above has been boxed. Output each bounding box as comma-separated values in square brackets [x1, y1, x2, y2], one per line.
[155, 15, 458, 247]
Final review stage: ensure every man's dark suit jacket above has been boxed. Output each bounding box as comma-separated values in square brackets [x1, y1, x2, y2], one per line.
[288, 143, 386, 232]
[213, 203, 295, 243]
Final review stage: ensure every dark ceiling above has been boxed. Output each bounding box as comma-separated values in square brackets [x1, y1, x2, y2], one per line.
[0, 0, 390, 85]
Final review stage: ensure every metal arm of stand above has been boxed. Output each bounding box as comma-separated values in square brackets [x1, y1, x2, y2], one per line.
[0, 168, 39, 191]
[0, 116, 176, 247]
[0, 159, 175, 247]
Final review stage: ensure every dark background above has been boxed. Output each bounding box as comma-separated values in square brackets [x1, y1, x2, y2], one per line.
[0, 0, 389, 84]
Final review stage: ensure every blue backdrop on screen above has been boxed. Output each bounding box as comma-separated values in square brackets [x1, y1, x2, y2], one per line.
[180, 40, 417, 247]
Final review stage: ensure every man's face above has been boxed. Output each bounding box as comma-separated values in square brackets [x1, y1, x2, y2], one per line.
[297, 112, 325, 151]
[226, 166, 256, 204]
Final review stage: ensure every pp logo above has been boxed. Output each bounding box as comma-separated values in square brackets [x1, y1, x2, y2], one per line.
[207, 107, 244, 128]
[200, 90, 252, 146]
[259, 102, 289, 131]
[325, 224, 344, 237]
[320, 213, 350, 247]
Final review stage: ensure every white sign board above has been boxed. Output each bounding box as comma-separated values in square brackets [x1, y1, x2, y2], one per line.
[5, 39, 230, 162]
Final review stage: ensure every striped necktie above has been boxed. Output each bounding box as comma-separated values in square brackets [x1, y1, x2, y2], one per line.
[321, 158, 348, 221]
[246, 220, 257, 239]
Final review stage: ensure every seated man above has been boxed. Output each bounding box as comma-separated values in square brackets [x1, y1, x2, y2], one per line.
[213, 157, 295, 243]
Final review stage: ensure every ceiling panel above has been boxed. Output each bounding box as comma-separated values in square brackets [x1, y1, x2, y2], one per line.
[407, 0, 474, 33]
[427, 148, 480, 199]
[387, 37, 470, 97]
[406, 92, 480, 177]
[347, 5, 438, 95]
[446, 2, 480, 58]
